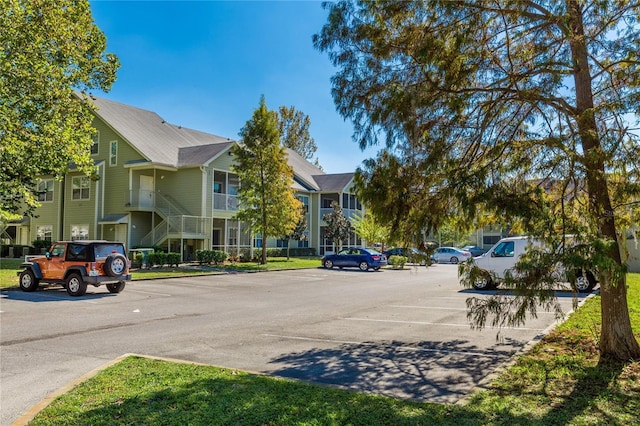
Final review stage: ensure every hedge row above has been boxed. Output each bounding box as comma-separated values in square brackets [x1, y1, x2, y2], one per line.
[196, 250, 229, 265]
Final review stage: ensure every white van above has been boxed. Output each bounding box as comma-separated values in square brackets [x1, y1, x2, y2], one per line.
[471, 236, 596, 292]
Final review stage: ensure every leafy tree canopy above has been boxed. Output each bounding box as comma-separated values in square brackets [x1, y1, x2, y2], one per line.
[277, 105, 322, 169]
[315, 0, 640, 359]
[0, 0, 119, 222]
[351, 211, 390, 248]
[233, 96, 302, 264]
[322, 201, 352, 251]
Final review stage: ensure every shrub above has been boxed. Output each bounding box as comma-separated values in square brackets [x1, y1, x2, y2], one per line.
[166, 252, 181, 267]
[197, 250, 229, 265]
[32, 239, 51, 250]
[148, 251, 168, 267]
[389, 255, 407, 269]
[133, 253, 145, 268]
[212, 250, 228, 265]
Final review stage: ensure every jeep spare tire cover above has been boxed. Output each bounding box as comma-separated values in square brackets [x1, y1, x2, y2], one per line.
[105, 253, 127, 277]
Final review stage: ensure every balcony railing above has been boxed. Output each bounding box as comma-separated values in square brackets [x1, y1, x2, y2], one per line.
[320, 208, 361, 221]
[213, 193, 239, 211]
[140, 216, 212, 247]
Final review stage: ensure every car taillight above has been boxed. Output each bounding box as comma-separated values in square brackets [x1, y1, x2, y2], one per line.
[372, 255, 380, 260]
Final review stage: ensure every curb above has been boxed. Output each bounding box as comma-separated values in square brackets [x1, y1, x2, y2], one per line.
[455, 288, 600, 406]
[10, 353, 267, 426]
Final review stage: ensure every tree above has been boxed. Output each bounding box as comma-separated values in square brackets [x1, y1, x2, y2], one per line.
[315, 1, 640, 359]
[232, 96, 302, 264]
[282, 207, 307, 260]
[0, 0, 119, 223]
[277, 105, 322, 168]
[350, 211, 390, 249]
[322, 201, 352, 252]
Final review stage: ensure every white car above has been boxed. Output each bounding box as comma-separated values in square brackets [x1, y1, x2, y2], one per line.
[431, 247, 472, 264]
[471, 236, 596, 292]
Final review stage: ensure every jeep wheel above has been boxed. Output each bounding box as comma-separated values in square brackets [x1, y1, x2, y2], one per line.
[66, 273, 87, 297]
[107, 281, 126, 293]
[19, 270, 39, 292]
[105, 253, 127, 277]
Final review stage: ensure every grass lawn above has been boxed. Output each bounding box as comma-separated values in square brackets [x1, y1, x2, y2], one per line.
[27, 275, 640, 425]
[0, 258, 21, 288]
[0, 257, 321, 288]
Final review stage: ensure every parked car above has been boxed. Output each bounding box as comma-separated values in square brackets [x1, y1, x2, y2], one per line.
[431, 247, 473, 264]
[383, 247, 428, 265]
[17, 240, 131, 296]
[322, 247, 387, 271]
[471, 236, 597, 292]
[462, 245, 486, 257]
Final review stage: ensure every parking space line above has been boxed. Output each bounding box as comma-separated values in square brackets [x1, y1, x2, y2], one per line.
[342, 317, 546, 331]
[127, 289, 172, 297]
[389, 305, 559, 314]
[262, 334, 505, 358]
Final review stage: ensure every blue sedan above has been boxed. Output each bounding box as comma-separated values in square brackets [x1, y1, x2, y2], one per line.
[322, 247, 388, 271]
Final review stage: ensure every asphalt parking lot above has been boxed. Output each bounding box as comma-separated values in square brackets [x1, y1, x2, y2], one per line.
[0, 264, 589, 425]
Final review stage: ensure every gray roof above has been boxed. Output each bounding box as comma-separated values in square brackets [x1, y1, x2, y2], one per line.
[86, 94, 354, 193]
[312, 173, 354, 192]
[178, 142, 235, 167]
[284, 148, 324, 190]
[88, 95, 232, 167]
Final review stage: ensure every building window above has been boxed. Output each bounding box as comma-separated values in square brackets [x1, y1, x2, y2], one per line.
[109, 140, 118, 166]
[91, 131, 99, 155]
[276, 238, 288, 248]
[71, 224, 89, 241]
[254, 233, 262, 248]
[71, 176, 90, 200]
[36, 225, 53, 242]
[297, 195, 309, 213]
[37, 179, 54, 202]
[298, 230, 309, 248]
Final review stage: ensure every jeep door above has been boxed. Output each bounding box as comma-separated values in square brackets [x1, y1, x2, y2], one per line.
[42, 243, 67, 281]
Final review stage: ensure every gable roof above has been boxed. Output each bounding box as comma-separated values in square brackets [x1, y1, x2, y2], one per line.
[312, 173, 354, 192]
[87, 95, 232, 167]
[86, 94, 355, 193]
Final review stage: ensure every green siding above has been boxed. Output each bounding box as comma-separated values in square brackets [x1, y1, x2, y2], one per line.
[92, 117, 146, 216]
[156, 168, 204, 216]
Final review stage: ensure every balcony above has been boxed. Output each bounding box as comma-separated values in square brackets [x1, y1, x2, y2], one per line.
[213, 193, 239, 211]
[141, 215, 212, 247]
[320, 208, 361, 221]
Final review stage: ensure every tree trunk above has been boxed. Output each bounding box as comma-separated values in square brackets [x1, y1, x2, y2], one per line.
[567, 0, 640, 360]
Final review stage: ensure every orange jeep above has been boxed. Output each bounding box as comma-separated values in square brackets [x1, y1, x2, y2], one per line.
[18, 240, 131, 296]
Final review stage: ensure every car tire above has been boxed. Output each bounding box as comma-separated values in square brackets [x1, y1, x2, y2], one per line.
[19, 270, 39, 292]
[107, 281, 126, 293]
[574, 271, 596, 293]
[450, 256, 459, 264]
[359, 261, 369, 271]
[374, 267, 380, 271]
[105, 253, 127, 277]
[323, 259, 334, 269]
[472, 271, 494, 290]
[66, 273, 87, 297]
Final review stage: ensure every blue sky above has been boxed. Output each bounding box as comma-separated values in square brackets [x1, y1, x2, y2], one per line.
[89, 0, 380, 174]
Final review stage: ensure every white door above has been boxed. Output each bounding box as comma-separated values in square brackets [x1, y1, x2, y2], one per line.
[115, 224, 127, 244]
[139, 175, 154, 208]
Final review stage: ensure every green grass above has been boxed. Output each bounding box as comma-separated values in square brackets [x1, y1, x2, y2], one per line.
[0, 258, 21, 287]
[0, 257, 321, 288]
[27, 275, 640, 425]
